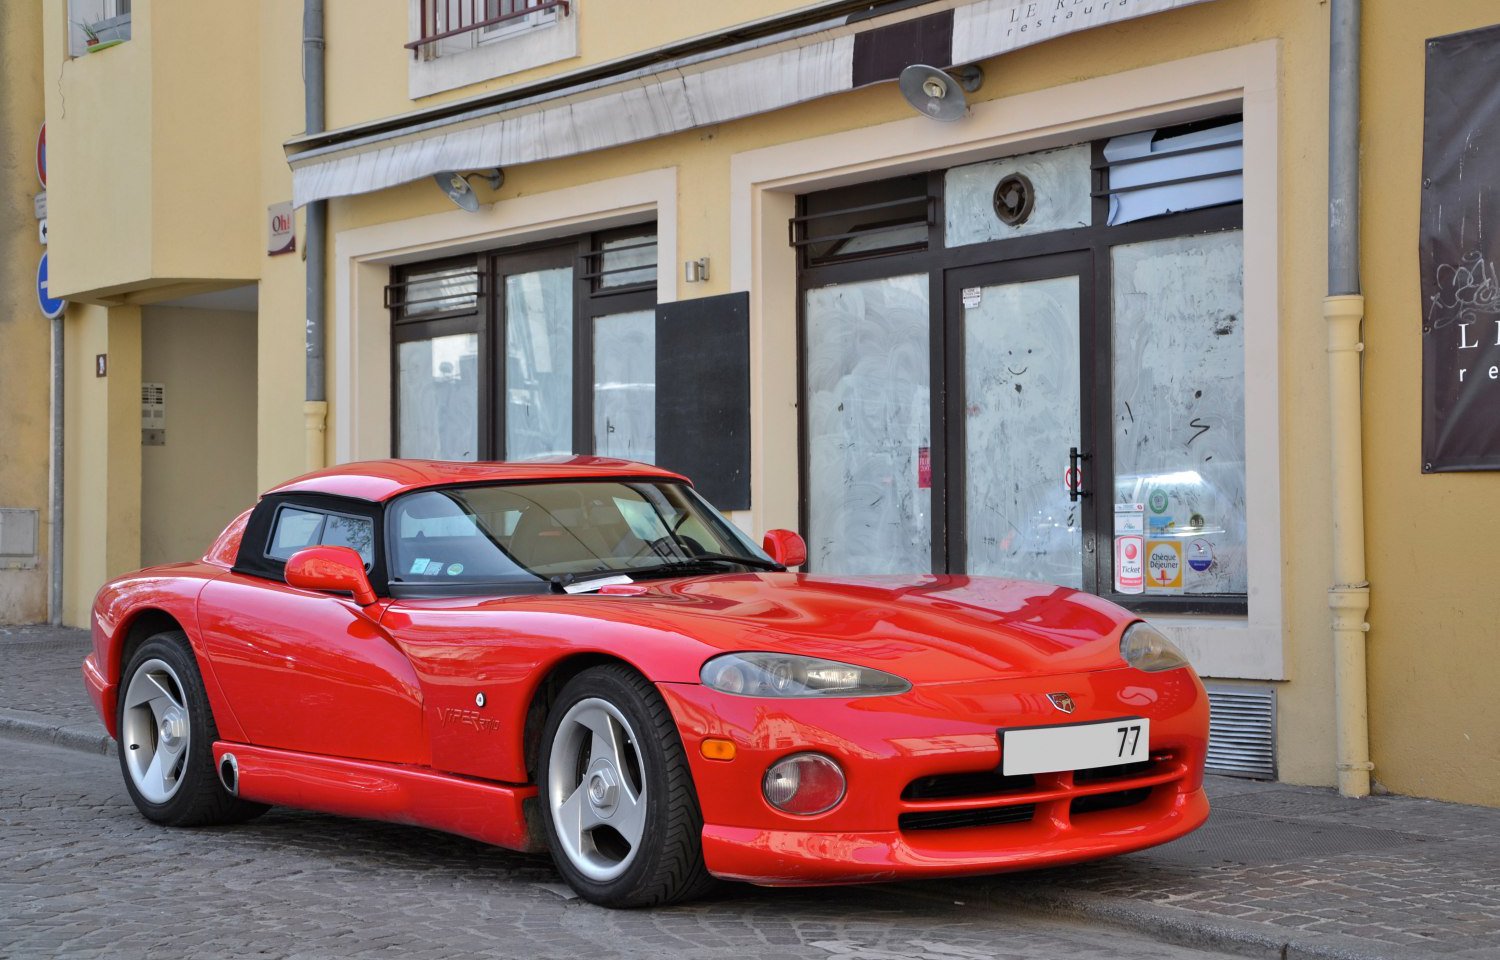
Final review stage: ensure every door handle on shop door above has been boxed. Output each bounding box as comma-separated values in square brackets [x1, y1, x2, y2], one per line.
[1068, 447, 1091, 502]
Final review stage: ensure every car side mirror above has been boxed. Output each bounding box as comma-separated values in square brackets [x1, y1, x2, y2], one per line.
[762, 529, 807, 569]
[285, 546, 378, 606]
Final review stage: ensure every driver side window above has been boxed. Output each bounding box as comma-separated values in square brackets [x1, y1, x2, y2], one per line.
[267, 505, 376, 568]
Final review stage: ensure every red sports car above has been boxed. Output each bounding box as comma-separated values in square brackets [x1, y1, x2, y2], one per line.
[83, 458, 1209, 907]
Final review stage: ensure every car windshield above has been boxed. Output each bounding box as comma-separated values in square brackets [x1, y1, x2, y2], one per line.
[388, 479, 773, 592]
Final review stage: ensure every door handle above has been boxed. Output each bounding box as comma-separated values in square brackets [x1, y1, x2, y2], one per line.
[1068, 447, 1091, 502]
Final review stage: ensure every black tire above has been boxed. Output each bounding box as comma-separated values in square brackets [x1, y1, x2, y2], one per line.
[538, 664, 717, 907]
[117, 631, 269, 827]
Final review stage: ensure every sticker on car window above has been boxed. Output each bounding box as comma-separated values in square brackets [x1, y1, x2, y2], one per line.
[410, 557, 430, 574]
[447, 563, 464, 576]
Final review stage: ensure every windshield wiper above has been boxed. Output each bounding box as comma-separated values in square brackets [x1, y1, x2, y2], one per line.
[686, 553, 783, 571]
[623, 555, 782, 579]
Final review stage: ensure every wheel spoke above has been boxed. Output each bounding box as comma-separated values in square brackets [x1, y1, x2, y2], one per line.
[581, 708, 632, 779]
[141, 750, 168, 800]
[611, 783, 647, 849]
[557, 781, 597, 851]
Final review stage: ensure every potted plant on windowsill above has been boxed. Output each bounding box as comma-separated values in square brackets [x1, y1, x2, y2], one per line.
[74, 16, 129, 53]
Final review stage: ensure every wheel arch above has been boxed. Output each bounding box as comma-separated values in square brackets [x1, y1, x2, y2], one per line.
[521, 652, 647, 783]
[103, 597, 249, 744]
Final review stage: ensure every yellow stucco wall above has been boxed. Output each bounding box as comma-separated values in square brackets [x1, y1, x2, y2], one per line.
[43, 0, 261, 302]
[140, 307, 259, 567]
[1361, 0, 1500, 806]
[0, 1, 51, 624]
[62, 303, 141, 628]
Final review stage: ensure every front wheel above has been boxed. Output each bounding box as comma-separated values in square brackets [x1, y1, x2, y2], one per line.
[117, 631, 268, 827]
[538, 664, 716, 907]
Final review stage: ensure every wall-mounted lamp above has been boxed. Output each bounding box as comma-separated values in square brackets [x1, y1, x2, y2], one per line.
[684, 257, 710, 283]
[432, 168, 504, 212]
[897, 64, 983, 122]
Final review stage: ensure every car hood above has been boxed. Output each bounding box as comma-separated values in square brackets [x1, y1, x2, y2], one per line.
[384, 573, 1137, 685]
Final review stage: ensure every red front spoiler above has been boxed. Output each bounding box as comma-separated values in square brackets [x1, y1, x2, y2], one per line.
[702, 787, 1209, 885]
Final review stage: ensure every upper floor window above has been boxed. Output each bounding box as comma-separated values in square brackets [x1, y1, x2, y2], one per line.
[68, 0, 131, 57]
[407, 0, 578, 98]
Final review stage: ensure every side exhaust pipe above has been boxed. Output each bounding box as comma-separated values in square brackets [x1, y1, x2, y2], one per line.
[218, 752, 240, 796]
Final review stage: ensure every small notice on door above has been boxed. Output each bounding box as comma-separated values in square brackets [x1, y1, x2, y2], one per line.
[1114, 503, 1145, 594]
[962, 286, 982, 309]
[917, 446, 932, 489]
[1146, 539, 1184, 593]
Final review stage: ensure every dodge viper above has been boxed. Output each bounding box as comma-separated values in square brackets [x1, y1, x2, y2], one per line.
[83, 458, 1209, 907]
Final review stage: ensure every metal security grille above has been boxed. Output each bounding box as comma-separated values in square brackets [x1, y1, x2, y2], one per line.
[1205, 685, 1277, 779]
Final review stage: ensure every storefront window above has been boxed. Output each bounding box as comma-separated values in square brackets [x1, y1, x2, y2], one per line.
[397, 334, 480, 460]
[797, 122, 1245, 612]
[1112, 230, 1246, 595]
[389, 227, 657, 463]
[805, 274, 931, 575]
[504, 267, 574, 459]
[593, 310, 655, 462]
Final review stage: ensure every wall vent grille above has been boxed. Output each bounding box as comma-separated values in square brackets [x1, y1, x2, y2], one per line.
[1205, 685, 1276, 779]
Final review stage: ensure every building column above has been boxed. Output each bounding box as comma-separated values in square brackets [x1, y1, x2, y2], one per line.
[63, 303, 142, 627]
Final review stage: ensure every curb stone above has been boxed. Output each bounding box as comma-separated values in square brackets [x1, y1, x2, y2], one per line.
[0, 707, 116, 758]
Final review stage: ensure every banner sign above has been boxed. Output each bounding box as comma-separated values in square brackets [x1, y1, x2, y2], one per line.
[1421, 24, 1500, 472]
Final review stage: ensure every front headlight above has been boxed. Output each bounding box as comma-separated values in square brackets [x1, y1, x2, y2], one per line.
[1120, 621, 1191, 672]
[701, 652, 911, 698]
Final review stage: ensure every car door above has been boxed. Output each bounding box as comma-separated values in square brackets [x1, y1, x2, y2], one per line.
[196, 494, 425, 764]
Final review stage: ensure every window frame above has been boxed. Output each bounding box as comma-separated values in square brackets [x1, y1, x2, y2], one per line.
[389, 226, 657, 463]
[795, 133, 1246, 616]
[232, 493, 388, 590]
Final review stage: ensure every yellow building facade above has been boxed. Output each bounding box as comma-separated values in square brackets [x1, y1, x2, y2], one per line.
[33, 0, 1500, 806]
[0, 2, 51, 626]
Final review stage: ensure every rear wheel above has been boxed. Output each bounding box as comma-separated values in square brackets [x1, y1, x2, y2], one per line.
[117, 632, 268, 826]
[538, 664, 716, 907]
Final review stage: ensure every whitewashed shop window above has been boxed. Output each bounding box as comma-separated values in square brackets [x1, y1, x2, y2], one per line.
[397, 334, 481, 460]
[804, 274, 932, 575]
[945, 144, 1092, 245]
[593, 310, 655, 462]
[408, 0, 579, 99]
[1112, 229, 1246, 595]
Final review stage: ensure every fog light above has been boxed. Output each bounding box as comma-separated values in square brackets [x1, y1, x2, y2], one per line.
[762, 753, 845, 815]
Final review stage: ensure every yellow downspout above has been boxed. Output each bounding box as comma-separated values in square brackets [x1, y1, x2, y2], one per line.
[1325, 295, 1372, 797]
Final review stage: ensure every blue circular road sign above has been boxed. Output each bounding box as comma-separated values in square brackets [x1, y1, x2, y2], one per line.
[38, 253, 64, 319]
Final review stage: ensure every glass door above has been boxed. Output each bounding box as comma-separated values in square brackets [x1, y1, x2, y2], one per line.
[945, 253, 1092, 587]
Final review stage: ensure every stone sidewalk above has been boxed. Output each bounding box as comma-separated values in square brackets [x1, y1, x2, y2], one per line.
[4, 624, 1498, 959]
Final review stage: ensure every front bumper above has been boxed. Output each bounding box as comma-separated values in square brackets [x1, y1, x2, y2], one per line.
[658, 665, 1209, 885]
[82, 653, 116, 738]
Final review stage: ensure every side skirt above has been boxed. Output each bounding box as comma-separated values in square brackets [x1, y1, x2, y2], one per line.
[212, 742, 542, 852]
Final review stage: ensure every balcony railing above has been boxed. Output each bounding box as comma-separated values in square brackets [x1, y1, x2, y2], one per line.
[406, 0, 570, 57]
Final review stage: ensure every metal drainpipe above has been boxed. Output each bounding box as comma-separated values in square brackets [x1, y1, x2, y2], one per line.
[303, 0, 328, 470]
[48, 315, 64, 625]
[1326, 0, 1372, 798]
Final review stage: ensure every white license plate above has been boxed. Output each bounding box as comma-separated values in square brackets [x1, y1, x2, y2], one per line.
[1001, 718, 1150, 776]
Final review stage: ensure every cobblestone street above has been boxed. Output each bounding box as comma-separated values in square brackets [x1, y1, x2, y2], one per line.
[1, 738, 1236, 960]
[6, 627, 1500, 959]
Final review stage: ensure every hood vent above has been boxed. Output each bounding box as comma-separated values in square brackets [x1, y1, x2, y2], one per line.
[1204, 685, 1276, 779]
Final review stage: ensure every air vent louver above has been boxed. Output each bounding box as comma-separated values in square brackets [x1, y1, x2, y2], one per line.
[1205, 685, 1276, 779]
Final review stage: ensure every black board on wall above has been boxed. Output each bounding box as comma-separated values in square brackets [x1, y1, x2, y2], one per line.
[1421, 23, 1500, 472]
[654, 293, 751, 509]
